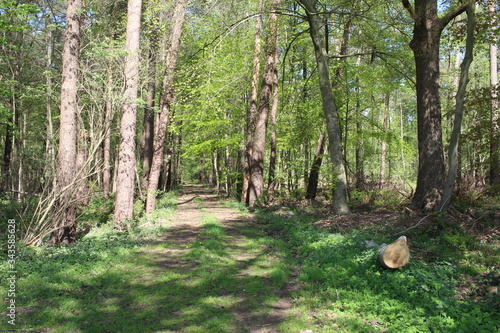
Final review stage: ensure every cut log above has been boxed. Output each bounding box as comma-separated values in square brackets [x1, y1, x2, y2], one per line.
[378, 236, 410, 269]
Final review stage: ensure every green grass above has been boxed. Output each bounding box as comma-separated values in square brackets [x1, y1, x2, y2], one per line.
[256, 207, 500, 333]
[0, 194, 291, 332]
[0, 189, 498, 332]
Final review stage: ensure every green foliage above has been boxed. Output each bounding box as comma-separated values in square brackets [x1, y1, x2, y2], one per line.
[256, 207, 500, 332]
[350, 188, 408, 211]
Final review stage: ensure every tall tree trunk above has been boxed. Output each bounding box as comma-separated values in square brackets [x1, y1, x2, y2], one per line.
[399, 103, 406, 189]
[103, 63, 113, 198]
[247, 0, 280, 207]
[2, 110, 13, 189]
[355, 74, 365, 189]
[145, 0, 188, 213]
[299, 0, 350, 215]
[140, 28, 158, 193]
[402, 0, 468, 211]
[50, 0, 82, 244]
[242, 0, 263, 205]
[45, 25, 56, 191]
[440, 0, 474, 219]
[114, 0, 143, 226]
[267, 13, 280, 202]
[306, 126, 327, 201]
[489, 0, 499, 186]
[380, 94, 390, 189]
[102, 0, 118, 198]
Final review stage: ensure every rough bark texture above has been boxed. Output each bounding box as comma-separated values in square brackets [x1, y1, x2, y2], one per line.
[50, 0, 82, 244]
[114, 0, 142, 226]
[402, 0, 467, 211]
[247, 0, 280, 207]
[242, 0, 263, 205]
[380, 95, 389, 189]
[267, 42, 279, 201]
[489, 0, 499, 187]
[306, 127, 327, 201]
[300, 0, 350, 215]
[145, 0, 188, 213]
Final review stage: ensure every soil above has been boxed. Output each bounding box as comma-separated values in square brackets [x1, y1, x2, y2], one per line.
[150, 185, 294, 332]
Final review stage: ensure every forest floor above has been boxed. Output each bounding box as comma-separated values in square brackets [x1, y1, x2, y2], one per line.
[138, 184, 296, 332]
[1, 184, 498, 332]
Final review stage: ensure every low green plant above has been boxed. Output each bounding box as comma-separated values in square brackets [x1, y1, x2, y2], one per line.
[255, 208, 500, 332]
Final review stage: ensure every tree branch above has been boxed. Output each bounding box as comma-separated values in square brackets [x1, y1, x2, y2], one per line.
[401, 0, 416, 21]
[440, 2, 469, 29]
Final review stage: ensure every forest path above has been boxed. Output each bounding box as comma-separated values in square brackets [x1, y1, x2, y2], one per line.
[141, 184, 294, 332]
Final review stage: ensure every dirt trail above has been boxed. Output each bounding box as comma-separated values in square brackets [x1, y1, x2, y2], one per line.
[152, 185, 294, 332]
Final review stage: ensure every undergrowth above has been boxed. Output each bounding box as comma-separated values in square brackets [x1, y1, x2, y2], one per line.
[256, 204, 500, 332]
[0, 187, 498, 332]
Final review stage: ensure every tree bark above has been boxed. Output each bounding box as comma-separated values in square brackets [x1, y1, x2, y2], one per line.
[306, 126, 327, 201]
[380, 94, 390, 189]
[140, 26, 158, 193]
[2, 115, 13, 189]
[247, 0, 280, 207]
[299, 0, 350, 215]
[489, 0, 499, 187]
[402, 0, 468, 211]
[242, 0, 263, 205]
[267, 37, 279, 202]
[102, 0, 119, 198]
[50, 0, 82, 244]
[45, 25, 56, 191]
[440, 0, 474, 215]
[114, 0, 143, 226]
[145, 0, 188, 213]
[103, 63, 113, 198]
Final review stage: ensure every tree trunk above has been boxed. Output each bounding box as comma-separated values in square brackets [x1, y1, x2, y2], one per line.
[102, 63, 113, 198]
[247, 0, 280, 207]
[299, 0, 350, 215]
[440, 0, 474, 216]
[50, 0, 82, 244]
[145, 0, 188, 213]
[402, 0, 468, 211]
[489, 0, 499, 187]
[140, 29, 158, 193]
[114, 0, 143, 227]
[380, 94, 390, 189]
[267, 38, 279, 202]
[306, 126, 327, 201]
[378, 236, 410, 269]
[102, 0, 119, 198]
[45, 25, 56, 191]
[355, 76, 365, 190]
[242, 0, 263, 205]
[2, 115, 13, 189]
